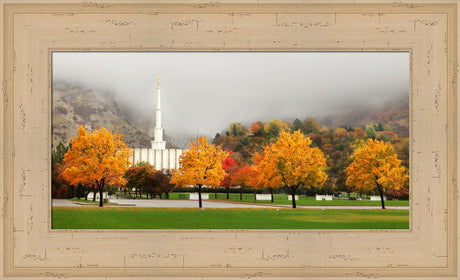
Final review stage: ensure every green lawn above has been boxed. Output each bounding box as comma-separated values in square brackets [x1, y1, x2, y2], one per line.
[156, 193, 409, 207]
[52, 207, 409, 229]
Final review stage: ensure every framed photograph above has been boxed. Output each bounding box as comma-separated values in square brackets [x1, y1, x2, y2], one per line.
[50, 51, 410, 231]
[1, 1, 458, 279]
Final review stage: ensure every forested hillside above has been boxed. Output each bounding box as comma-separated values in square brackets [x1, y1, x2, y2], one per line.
[213, 115, 409, 198]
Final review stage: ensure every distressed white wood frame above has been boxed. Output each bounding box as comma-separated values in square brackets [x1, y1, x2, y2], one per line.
[1, 1, 458, 279]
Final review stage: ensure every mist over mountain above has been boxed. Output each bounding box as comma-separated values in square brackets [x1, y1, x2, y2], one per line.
[53, 52, 409, 142]
[52, 80, 409, 151]
[319, 95, 409, 137]
[52, 81, 180, 149]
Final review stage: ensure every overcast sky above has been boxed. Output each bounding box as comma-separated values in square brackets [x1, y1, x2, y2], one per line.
[52, 52, 409, 139]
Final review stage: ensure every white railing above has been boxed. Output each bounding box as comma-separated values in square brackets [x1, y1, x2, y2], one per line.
[189, 193, 209, 200]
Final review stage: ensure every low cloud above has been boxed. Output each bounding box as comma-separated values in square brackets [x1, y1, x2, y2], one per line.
[53, 52, 409, 139]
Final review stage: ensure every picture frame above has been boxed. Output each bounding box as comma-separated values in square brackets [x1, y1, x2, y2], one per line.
[1, 1, 458, 279]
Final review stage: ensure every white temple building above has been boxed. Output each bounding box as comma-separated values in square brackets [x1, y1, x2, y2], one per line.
[131, 77, 185, 171]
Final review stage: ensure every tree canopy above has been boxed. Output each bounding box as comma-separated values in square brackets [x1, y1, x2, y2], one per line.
[63, 125, 131, 206]
[255, 130, 328, 208]
[346, 139, 408, 209]
[124, 163, 156, 197]
[171, 136, 229, 207]
[220, 151, 239, 199]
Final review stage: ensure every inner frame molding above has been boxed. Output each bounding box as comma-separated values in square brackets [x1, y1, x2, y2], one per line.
[1, 1, 458, 279]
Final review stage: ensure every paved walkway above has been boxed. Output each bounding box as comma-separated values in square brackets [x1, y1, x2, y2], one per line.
[52, 199, 409, 210]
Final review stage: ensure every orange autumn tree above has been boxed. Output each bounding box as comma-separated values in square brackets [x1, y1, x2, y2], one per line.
[232, 163, 265, 201]
[170, 136, 228, 208]
[346, 139, 408, 209]
[256, 130, 327, 208]
[63, 125, 131, 207]
[252, 152, 282, 202]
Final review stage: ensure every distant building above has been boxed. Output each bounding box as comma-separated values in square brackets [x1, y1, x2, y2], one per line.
[131, 77, 185, 170]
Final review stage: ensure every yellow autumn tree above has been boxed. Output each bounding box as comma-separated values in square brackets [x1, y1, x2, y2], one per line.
[63, 125, 131, 207]
[170, 136, 228, 208]
[256, 130, 327, 208]
[346, 139, 408, 209]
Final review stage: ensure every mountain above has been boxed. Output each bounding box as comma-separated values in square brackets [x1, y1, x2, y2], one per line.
[319, 96, 409, 137]
[52, 81, 178, 149]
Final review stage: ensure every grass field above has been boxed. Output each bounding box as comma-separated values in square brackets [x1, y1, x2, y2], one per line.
[52, 207, 409, 229]
[127, 193, 409, 207]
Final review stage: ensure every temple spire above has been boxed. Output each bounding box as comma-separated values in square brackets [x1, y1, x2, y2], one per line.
[151, 76, 166, 150]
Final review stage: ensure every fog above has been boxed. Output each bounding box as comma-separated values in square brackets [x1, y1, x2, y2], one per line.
[52, 52, 409, 139]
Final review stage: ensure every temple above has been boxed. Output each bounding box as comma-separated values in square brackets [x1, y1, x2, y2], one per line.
[131, 77, 185, 171]
[151, 77, 166, 150]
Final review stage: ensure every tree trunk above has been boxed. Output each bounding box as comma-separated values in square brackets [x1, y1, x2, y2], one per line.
[291, 192, 297, 208]
[377, 183, 386, 209]
[215, 188, 218, 199]
[99, 187, 103, 207]
[166, 192, 170, 199]
[254, 189, 257, 201]
[270, 188, 274, 203]
[240, 187, 243, 200]
[198, 184, 203, 208]
[291, 185, 297, 209]
[93, 190, 96, 202]
[98, 178, 105, 207]
[226, 187, 229, 200]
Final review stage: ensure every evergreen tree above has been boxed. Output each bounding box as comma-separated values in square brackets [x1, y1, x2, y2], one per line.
[365, 125, 378, 139]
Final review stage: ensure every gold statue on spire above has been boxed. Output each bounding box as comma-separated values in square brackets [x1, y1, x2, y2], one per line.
[157, 76, 160, 85]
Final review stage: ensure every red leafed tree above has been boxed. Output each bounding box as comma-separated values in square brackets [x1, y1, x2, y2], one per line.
[250, 122, 263, 135]
[220, 151, 239, 199]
